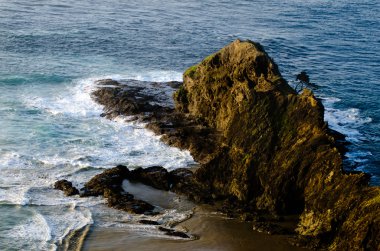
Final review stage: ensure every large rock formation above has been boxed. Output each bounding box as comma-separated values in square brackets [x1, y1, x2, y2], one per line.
[173, 39, 379, 250]
[90, 39, 379, 250]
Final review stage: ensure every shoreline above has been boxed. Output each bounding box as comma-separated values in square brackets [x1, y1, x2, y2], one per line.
[83, 206, 308, 251]
[78, 173, 309, 251]
[57, 224, 91, 251]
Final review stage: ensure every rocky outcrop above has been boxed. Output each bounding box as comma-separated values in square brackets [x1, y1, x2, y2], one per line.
[90, 39, 379, 250]
[128, 166, 170, 190]
[128, 166, 212, 203]
[176, 40, 331, 210]
[81, 165, 130, 196]
[91, 79, 219, 164]
[56, 166, 193, 238]
[75, 165, 210, 214]
[81, 165, 155, 214]
[174, 39, 380, 250]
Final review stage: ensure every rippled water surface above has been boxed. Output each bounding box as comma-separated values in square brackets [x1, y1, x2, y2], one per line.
[0, 0, 379, 250]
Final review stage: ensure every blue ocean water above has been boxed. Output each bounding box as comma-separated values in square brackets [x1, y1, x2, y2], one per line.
[0, 0, 379, 250]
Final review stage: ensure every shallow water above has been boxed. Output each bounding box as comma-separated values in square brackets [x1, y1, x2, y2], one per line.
[0, 0, 379, 250]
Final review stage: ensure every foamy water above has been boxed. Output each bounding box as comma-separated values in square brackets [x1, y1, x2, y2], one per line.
[320, 95, 374, 172]
[0, 73, 196, 250]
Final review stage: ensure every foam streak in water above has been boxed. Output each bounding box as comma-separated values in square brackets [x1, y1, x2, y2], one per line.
[320, 96, 373, 169]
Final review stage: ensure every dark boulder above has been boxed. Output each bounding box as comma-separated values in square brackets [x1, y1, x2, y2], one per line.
[82, 165, 129, 196]
[54, 179, 79, 196]
[130, 166, 170, 190]
[296, 71, 310, 84]
[79, 166, 156, 214]
[92, 79, 173, 119]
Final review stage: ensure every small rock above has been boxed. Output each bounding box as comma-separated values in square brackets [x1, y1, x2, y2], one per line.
[104, 187, 154, 214]
[139, 220, 160, 225]
[54, 179, 79, 196]
[83, 165, 130, 196]
[158, 226, 190, 238]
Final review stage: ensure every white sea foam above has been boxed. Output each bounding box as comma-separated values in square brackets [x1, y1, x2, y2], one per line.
[21, 74, 195, 169]
[0, 185, 31, 205]
[109, 71, 182, 82]
[95, 208, 195, 240]
[320, 95, 373, 166]
[321, 97, 372, 143]
[152, 209, 194, 227]
[6, 212, 54, 251]
[5, 206, 94, 251]
[0, 150, 22, 169]
[41, 205, 93, 245]
[25, 77, 103, 118]
[0, 150, 45, 170]
[2, 72, 197, 250]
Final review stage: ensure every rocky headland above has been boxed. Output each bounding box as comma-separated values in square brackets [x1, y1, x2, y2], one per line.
[56, 39, 379, 250]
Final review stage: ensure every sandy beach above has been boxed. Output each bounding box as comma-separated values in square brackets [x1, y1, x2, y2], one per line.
[81, 180, 308, 251]
[83, 207, 308, 251]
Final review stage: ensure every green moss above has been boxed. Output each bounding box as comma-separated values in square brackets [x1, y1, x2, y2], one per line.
[184, 53, 217, 79]
[203, 53, 216, 63]
[184, 64, 199, 78]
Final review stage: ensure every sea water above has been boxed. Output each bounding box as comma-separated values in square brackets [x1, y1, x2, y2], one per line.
[0, 0, 379, 250]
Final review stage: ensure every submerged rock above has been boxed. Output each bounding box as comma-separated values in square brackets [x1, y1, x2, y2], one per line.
[139, 220, 161, 225]
[54, 179, 79, 196]
[158, 226, 191, 239]
[104, 188, 154, 214]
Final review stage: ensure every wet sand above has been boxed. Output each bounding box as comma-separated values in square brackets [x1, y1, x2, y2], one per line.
[83, 210, 308, 251]
[81, 180, 309, 251]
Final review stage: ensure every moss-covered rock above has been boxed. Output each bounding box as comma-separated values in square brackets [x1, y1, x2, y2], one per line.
[175, 39, 380, 250]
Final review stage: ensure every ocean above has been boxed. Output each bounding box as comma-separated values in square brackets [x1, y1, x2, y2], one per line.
[0, 0, 379, 250]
